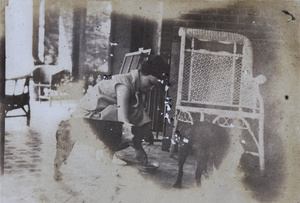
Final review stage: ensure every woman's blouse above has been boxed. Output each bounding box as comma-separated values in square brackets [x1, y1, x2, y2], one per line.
[71, 70, 151, 126]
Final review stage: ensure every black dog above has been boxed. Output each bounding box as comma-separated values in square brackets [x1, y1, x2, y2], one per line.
[173, 120, 230, 188]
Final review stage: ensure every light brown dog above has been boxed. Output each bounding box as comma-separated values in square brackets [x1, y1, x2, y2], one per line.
[53, 118, 151, 181]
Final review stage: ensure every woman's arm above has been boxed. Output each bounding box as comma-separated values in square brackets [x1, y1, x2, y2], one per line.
[116, 84, 135, 144]
[116, 84, 131, 124]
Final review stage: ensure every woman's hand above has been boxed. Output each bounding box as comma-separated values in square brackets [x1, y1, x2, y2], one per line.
[121, 122, 135, 145]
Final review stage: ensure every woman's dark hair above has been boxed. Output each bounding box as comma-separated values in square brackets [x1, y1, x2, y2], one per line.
[139, 55, 169, 80]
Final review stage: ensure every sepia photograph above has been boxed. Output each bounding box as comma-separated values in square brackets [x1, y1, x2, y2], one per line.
[0, 0, 300, 202]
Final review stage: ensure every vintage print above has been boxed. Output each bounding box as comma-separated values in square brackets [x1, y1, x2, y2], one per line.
[0, 0, 300, 202]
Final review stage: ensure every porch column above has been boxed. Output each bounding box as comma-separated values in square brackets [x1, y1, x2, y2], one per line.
[0, 0, 7, 175]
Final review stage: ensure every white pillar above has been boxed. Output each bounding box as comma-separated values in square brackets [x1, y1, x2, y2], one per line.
[58, 15, 72, 72]
[5, 0, 34, 78]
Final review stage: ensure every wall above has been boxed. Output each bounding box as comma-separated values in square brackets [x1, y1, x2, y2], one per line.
[109, 1, 164, 75]
[110, 2, 133, 75]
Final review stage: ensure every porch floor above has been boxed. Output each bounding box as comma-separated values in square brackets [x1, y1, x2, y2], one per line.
[1, 99, 255, 203]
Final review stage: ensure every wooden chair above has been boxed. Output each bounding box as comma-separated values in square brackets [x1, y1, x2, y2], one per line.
[119, 48, 151, 74]
[5, 75, 31, 126]
[169, 28, 267, 173]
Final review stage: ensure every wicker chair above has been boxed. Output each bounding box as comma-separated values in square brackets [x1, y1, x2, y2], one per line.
[169, 28, 266, 172]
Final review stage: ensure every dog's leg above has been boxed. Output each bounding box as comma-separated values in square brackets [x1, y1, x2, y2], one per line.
[173, 143, 190, 188]
[54, 143, 75, 181]
[54, 120, 76, 181]
[195, 147, 209, 186]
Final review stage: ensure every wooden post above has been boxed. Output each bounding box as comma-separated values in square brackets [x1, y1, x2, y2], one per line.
[72, 2, 87, 80]
[0, 0, 7, 175]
